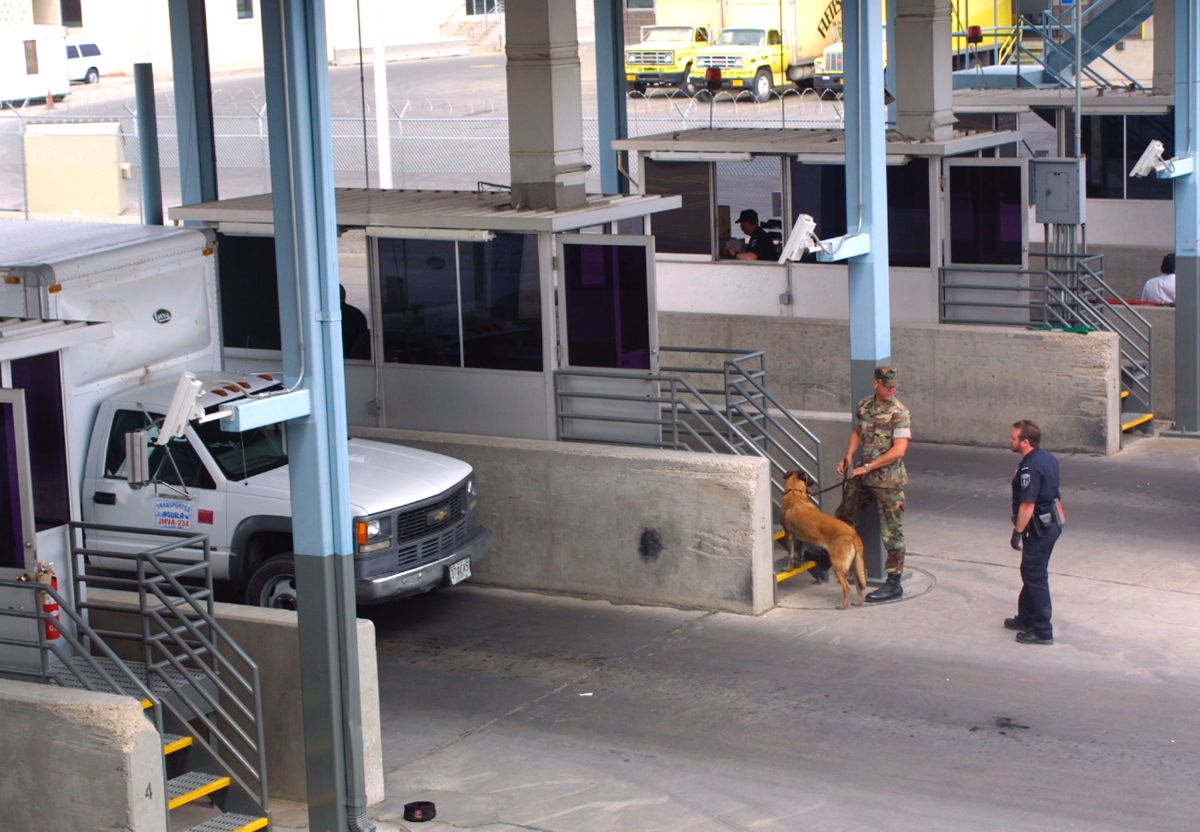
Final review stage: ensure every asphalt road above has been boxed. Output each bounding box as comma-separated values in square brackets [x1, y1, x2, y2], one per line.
[341, 436, 1200, 832]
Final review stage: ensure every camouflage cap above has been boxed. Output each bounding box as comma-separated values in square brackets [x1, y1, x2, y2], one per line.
[874, 366, 899, 388]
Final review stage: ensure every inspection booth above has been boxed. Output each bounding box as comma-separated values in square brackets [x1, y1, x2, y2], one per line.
[612, 125, 1032, 324]
[170, 188, 681, 444]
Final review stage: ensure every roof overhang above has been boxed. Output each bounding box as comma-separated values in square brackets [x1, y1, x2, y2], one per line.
[0, 318, 113, 362]
[612, 126, 1020, 160]
[951, 87, 1174, 115]
[169, 189, 683, 234]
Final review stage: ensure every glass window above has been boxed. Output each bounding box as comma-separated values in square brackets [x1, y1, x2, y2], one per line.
[626, 0, 655, 9]
[1081, 115, 1126, 199]
[66, 45, 79, 59]
[23, 41, 38, 75]
[11, 355, 71, 532]
[193, 419, 287, 481]
[790, 160, 931, 267]
[378, 238, 461, 366]
[217, 234, 281, 351]
[60, 0, 83, 27]
[716, 156, 784, 260]
[237, 0, 254, 20]
[948, 165, 1024, 265]
[106, 409, 214, 490]
[562, 242, 651, 370]
[80, 43, 100, 57]
[645, 159, 712, 255]
[457, 234, 543, 371]
[104, 409, 152, 478]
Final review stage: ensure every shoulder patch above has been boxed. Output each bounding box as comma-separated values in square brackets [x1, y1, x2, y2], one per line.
[1020, 472, 1031, 488]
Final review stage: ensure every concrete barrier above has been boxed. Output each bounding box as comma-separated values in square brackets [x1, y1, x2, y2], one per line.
[660, 313, 1121, 454]
[87, 589, 385, 806]
[0, 678, 167, 832]
[353, 428, 776, 615]
[1098, 304, 1175, 420]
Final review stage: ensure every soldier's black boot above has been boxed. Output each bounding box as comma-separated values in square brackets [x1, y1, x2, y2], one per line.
[865, 572, 903, 602]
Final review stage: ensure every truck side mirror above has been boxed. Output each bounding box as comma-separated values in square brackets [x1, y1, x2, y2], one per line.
[126, 429, 151, 486]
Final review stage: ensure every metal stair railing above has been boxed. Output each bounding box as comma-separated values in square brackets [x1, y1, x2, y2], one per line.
[68, 522, 269, 817]
[938, 257, 1153, 412]
[0, 578, 164, 733]
[555, 347, 823, 507]
[1033, 7, 1147, 89]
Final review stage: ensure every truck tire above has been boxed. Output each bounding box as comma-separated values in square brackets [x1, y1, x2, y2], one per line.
[627, 82, 645, 95]
[85, 67, 99, 84]
[678, 63, 695, 95]
[753, 69, 772, 103]
[246, 554, 298, 610]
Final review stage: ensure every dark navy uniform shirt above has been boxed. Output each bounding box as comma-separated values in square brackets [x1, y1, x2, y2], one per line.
[1011, 447, 1061, 518]
[743, 227, 778, 260]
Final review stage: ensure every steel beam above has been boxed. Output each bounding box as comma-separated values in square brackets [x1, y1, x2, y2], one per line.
[843, 0, 893, 580]
[1173, 0, 1200, 434]
[259, 2, 370, 831]
[595, 0, 629, 194]
[167, 0, 218, 206]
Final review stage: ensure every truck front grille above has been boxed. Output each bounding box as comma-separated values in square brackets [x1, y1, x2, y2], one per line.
[826, 53, 843, 73]
[697, 55, 743, 69]
[627, 50, 673, 65]
[394, 518, 470, 571]
[395, 485, 468, 543]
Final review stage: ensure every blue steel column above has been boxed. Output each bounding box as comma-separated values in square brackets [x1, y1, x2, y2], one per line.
[133, 63, 163, 225]
[167, 0, 218, 205]
[1174, 0, 1200, 434]
[260, 3, 369, 832]
[595, 0, 629, 194]
[843, 0, 893, 579]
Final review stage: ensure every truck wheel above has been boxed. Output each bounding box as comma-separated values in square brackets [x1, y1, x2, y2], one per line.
[85, 68, 99, 85]
[678, 64, 695, 95]
[627, 82, 645, 95]
[753, 69, 772, 103]
[246, 554, 298, 610]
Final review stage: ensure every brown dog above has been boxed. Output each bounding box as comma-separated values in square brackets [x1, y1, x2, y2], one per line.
[781, 470, 867, 609]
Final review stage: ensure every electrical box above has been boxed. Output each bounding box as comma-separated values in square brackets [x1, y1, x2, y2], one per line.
[1031, 158, 1086, 225]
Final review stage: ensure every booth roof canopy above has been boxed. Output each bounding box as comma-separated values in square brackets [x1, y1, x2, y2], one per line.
[0, 318, 113, 362]
[951, 87, 1173, 115]
[168, 188, 683, 232]
[612, 126, 1021, 158]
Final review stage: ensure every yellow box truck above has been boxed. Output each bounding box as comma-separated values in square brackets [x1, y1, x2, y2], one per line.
[689, 0, 845, 101]
[624, 0, 722, 94]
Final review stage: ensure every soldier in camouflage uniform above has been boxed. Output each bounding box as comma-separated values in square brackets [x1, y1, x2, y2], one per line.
[835, 366, 912, 602]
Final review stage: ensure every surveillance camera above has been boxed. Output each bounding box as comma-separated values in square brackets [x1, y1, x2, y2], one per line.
[156, 372, 204, 445]
[1129, 139, 1166, 178]
[778, 213, 820, 263]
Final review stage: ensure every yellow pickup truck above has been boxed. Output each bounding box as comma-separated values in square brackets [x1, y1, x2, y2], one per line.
[625, 25, 713, 94]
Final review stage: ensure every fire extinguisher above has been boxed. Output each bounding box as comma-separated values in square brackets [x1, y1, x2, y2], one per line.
[35, 562, 61, 641]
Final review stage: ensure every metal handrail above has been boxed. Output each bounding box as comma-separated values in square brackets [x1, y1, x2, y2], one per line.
[67, 522, 269, 814]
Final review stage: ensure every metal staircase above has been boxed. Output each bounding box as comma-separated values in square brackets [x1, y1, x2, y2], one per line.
[939, 252, 1155, 432]
[1040, 0, 1154, 87]
[0, 524, 270, 832]
[554, 346, 824, 509]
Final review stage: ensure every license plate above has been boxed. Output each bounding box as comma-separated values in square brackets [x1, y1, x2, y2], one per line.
[448, 558, 471, 585]
[626, 74, 637, 81]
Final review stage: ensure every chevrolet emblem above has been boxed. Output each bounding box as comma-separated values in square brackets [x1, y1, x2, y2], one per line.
[428, 508, 450, 525]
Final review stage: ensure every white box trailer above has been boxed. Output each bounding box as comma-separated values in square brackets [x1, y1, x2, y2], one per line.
[0, 24, 70, 104]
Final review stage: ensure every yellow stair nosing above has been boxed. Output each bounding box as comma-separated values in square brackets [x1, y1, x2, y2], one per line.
[169, 775, 232, 810]
[230, 817, 270, 832]
[1121, 389, 1130, 399]
[163, 735, 193, 755]
[141, 698, 153, 710]
[775, 560, 818, 583]
[1121, 412, 1154, 431]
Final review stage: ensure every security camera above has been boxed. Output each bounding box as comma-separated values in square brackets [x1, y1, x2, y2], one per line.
[1129, 140, 1166, 178]
[778, 213, 820, 263]
[156, 372, 204, 445]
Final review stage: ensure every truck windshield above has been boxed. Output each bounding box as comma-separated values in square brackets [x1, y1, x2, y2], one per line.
[716, 29, 765, 46]
[193, 418, 288, 481]
[642, 27, 691, 42]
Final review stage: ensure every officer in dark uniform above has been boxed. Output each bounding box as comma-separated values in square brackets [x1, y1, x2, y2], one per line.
[1006, 419, 1065, 645]
[724, 209, 778, 261]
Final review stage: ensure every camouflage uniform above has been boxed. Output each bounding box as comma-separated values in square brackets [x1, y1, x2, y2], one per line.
[835, 393, 912, 574]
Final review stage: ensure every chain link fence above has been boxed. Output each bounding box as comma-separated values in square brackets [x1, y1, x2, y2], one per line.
[0, 90, 844, 220]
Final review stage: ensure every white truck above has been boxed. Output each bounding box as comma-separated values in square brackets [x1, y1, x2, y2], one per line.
[0, 221, 491, 609]
[1, 24, 70, 104]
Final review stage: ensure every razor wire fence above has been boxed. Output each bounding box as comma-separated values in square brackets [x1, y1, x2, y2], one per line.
[0, 90, 845, 220]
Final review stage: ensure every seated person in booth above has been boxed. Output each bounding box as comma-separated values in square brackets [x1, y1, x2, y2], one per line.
[340, 284, 371, 360]
[722, 208, 778, 261]
[1140, 253, 1176, 305]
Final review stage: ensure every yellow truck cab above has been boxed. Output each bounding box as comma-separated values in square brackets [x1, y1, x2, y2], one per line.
[625, 25, 713, 94]
[813, 0, 1012, 93]
[690, 0, 843, 102]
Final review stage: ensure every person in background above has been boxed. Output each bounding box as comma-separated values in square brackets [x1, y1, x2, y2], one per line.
[723, 209, 778, 261]
[1140, 253, 1175, 304]
[340, 285, 371, 360]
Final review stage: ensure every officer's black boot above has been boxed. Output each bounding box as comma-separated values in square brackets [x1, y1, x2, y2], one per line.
[865, 572, 903, 602]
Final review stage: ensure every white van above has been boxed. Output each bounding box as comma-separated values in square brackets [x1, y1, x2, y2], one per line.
[66, 39, 104, 84]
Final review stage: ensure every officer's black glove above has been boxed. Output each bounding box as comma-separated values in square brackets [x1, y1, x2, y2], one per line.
[1010, 530, 1023, 551]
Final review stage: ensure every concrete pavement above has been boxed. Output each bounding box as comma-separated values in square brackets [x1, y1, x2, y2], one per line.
[269, 433, 1200, 832]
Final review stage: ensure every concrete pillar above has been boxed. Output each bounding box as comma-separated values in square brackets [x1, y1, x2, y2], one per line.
[505, 0, 589, 210]
[895, 0, 956, 141]
[1153, 0, 1174, 94]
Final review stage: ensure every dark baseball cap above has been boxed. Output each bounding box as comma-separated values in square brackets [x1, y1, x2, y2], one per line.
[736, 209, 758, 224]
[874, 366, 899, 388]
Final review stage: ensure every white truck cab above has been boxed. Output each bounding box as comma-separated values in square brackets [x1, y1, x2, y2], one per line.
[81, 371, 491, 608]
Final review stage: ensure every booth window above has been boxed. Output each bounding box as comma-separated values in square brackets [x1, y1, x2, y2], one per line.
[23, 41, 38, 75]
[790, 159, 931, 268]
[716, 156, 785, 260]
[1082, 114, 1173, 200]
[237, 0, 254, 20]
[561, 243, 651, 370]
[217, 234, 282, 351]
[947, 165, 1023, 265]
[645, 159, 712, 255]
[378, 234, 542, 372]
